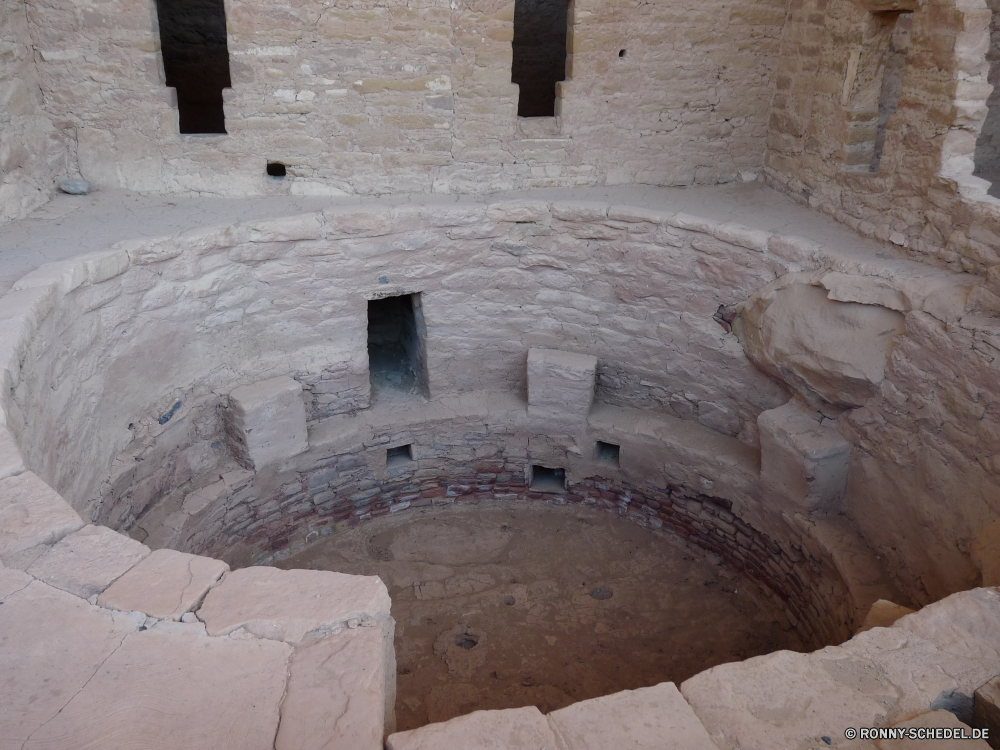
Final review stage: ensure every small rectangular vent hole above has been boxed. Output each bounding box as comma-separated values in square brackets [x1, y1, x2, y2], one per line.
[530, 465, 566, 493]
[596, 440, 620, 467]
[267, 162, 287, 178]
[387, 444, 413, 468]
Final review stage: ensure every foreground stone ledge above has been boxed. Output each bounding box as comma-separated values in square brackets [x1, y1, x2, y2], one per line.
[26, 524, 150, 599]
[22, 621, 292, 750]
[875, 710, 991, 750]
[198, 566, 391, 643]
[0, 471, 84, 563]
[97, 547, 229, 620]
[0, 579, 145, 746]
[547, 682, 718, 750]
[387, 706, 559, 750]
[277, 626, 393, 750]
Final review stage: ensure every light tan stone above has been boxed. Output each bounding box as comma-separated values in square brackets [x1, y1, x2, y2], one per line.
[199, 566, 391, 643]
[859, 600, 917, 633]
[227, 375, 309, 470]
[276, 626, 392, 750]
[387, 706, 558, 750]
[26, 524, 150, 598]
[874, 710, 991, 750]
[0, 580, 144, 746]
[97, 548, 229, 620]
[23, 621, 291, 750]
[527, 347, 598, 424]
[973, 676, 1000, 750]
[0, 471, 84, 563]
[548, 682, 718, 750]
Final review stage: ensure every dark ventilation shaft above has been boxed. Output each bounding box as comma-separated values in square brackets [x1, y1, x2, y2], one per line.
[511, 0, 568, 117]
[154, 0, 232, 134]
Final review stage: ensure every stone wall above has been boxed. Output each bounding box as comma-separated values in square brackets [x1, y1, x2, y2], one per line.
[1, 198, 995, 627]
[0, 0, 68, 223]
[762, 0, 1000, 276]
[21, 0, 783, 195]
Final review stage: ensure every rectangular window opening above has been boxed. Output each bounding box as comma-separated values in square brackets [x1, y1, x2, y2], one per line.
[387, 444, 413, 468]
[511, 0, 568, 117]
[530, 465, 566, 493]
[841, 11, 912, 173]
[154, 0, 232, 134]
[596, 440, 620, 467]
[367, 293, 428, 399]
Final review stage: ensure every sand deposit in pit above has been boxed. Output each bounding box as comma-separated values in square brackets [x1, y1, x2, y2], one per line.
[275, 501, 805, 731]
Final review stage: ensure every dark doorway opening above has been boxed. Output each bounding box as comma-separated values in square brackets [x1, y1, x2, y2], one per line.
[530, 465, 566, 493]
[367, 294, 427, 398]
[154, 0, 232, 134]
[511, 0, 568, 117]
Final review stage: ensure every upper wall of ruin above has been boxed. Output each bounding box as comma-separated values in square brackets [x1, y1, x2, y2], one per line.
[762, 0, 1000, 276]
[17, 0, 784, 196]
[0, 0, 68, 223]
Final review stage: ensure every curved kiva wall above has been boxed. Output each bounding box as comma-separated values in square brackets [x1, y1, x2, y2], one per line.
[0, 199, 999, 748]
[1, 197, 995, 613]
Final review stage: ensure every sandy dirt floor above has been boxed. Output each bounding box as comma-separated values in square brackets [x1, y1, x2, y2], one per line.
[275, 500, 806, 731]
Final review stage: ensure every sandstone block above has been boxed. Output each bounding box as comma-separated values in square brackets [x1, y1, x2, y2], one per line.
[23, 622, 291, 750]
[859, 599, 917, 632]
[893, 588, 1000, 663]
[548, 682, 717, 750]
[198, 567, 391, 643]
[737, 283, 905, 407]
[97, 548, 229, 620]
[758, 403, 851, 513]
[0, 425, 25, 480]
[0, 471, 84, 563]
[527, 347, 598, 424]
[227, 375, 309, 470]
[973, 676, 1000, 750]
[0, 580, 144, 746]
[875, 710, 991, 750]
[387, 706, 558, 750]
[26, 524, 150, 598]
[276, 626, 393, 750]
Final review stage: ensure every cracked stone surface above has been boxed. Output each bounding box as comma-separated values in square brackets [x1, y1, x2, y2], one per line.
[0, 579, 145, 747]
[0, 471, 84, 563]
[198, 566, 391, 643]
[21, 620, 291, 750]
[547, 682, 718, 750]
[26, 524, 150, 598]
[97, 548, 228, 620]
[387, 705, 559, 750]
[276, 626, 391, 750]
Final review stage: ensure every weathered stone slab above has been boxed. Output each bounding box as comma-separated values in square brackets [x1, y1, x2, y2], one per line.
[874, 710, 991, 750]
[0, 471, 84, 563]
[681, 649, 876, 750]
[527, 347, 598, 424]
[227, 375, 309, 470]
[737, 283, 905, 407]
[859, 600, 916, 633]
[23, 622, 291, 750]
[548, 682, 717, 750]
[27, 524, 150, 598]
[387, 706, 558, 750]
[199, 567, 391, 643]
[97, 548, 228, 620]
[0, 579, 144, 746]
[0, 426, 25, 480]
[276, 626, 391, 750]
[893, 588, 1000, 662]
[759, 403, 851, 513]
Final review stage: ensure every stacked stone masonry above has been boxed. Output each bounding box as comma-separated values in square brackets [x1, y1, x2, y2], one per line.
[0, 196, 998, 747]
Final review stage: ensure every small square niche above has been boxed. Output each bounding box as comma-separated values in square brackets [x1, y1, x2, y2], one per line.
[387, 444, 413, 468]
[596, 440, 620, 467]
[530, 465, 566, 493]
